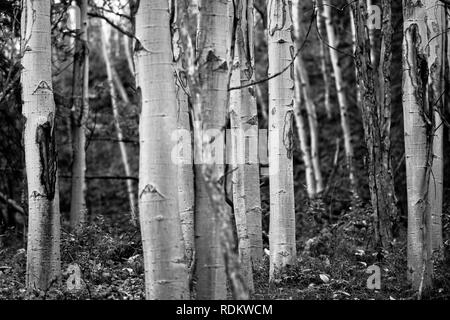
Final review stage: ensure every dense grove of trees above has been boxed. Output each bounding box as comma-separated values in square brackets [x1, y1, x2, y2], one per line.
[1, 0, 450, 300]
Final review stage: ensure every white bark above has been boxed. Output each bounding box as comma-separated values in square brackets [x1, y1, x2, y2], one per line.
[403, 0, 444, 292]
[69, 0, 89, 229]
[21, 0, 61, 290]
[193, 0, 230, 300]
[134, 0, 189, 299]
[293, 59, 316, 198]
[423, 0, 444, 258]
[267, 0, 297, 280]
[348, 5, 362, 113]
[171, 6, 195, 278]
[230, 0, 263, 272]
[292, 0, 324, 194]
[315, 0, 332, 119]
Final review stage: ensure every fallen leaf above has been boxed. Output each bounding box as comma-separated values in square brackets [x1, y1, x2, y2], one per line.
[319, 274, 330, 283]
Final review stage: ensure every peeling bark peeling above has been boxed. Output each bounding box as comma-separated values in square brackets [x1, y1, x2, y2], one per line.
[402, 0, 445, 292]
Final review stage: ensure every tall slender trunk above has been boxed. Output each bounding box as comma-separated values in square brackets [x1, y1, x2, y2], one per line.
[402, 0, 445, 292]
[296, 54, 324, 193]
[292, 0, 316, 198]
[21, 0, 61, 290]
[267, 0, 297, 280]
[178, 0, 249, 300]
[293, 0, 324, 194]
[171, 3, 195, 281]
[69, 0, 89, 229]
[293, 61, 316, 198]
[192, 0, 231, 300]
[101, 25, 137, 226]
[352, 0, 398, 248]
[229, 0, 263, 292]
[348, 4, 362, 113]
[315, 0, 332, 119]
[134, 0, 189, 299]
[423, 0, 444, 260]
[322, 0, 357, 194]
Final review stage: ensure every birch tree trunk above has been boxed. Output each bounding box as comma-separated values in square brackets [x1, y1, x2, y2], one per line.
[171, 5, 195, 280]
[230, 53, 254, 294]
[178, 0, 249, 300]
[348, 4, 362, 113]
[21, 0, 61, 290]
[423, 0, 444, 260]
[351, 0, 398, 248]
[134, 0, 189, 299]
[267, 0, 297, 280]
[292, 0, 324, 194]
[315, 0, 332, 119]
[193, 0, 231, 299]
[229, 0, 263, 293]
[69, 0, 89, 229]
[292, 0, 316, 198]
[101, 24, 137, 226]
[322, 0, 357, 194]
[292, 61, 316, 198]
[402, 0, 445, 292]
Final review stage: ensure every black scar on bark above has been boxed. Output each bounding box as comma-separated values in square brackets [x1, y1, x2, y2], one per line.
[136, 86, 142, 115]
[36, 115, 57, 201]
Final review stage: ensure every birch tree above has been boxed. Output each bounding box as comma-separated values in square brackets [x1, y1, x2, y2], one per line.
[351, 0, 398, 248]
[315, 0, 332, 119]
[134, 0, 189, 299]
[192, 0, 231, 299]
[69, 0, 89, 229]
[292, 61, 316, 198]
[267, 0, 296, 280]
[171, 3, 195, 279]
[229, 0, 263, 293]
[100, 23, 137, 226]
[402, 0, 445, 292]
[291, 1, 316, 198]
[178, 0, 249, 300]
[21, 0, 61, 290]
[293, 0, 324, 195]
[322, 0, 357, 194]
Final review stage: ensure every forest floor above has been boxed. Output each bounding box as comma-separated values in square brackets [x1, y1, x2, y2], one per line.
[1, 201, 450, 300]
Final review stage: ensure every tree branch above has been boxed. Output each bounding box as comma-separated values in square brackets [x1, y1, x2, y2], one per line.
[0, 192, 24, 215]
[59, 175, 138, 181]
